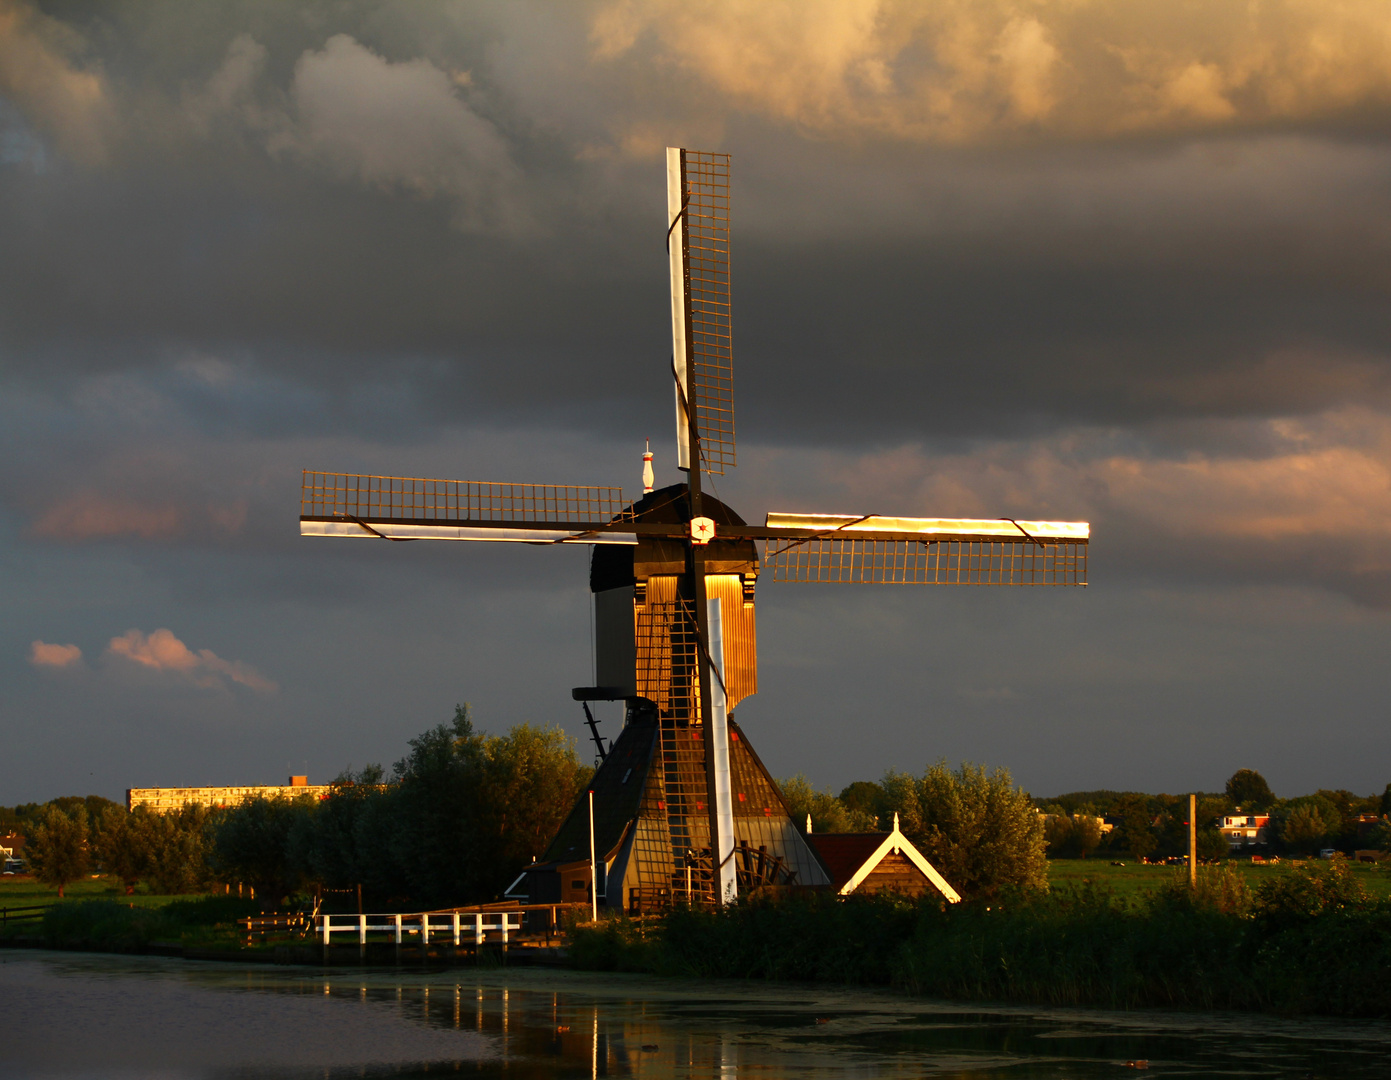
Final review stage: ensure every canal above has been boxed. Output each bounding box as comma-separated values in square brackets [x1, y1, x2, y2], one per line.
[1, 950, 1387, 1078]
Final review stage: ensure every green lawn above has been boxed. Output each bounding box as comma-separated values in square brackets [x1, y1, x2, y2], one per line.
[0, 874, 221, 918]
[1048, 857, 1391, 900]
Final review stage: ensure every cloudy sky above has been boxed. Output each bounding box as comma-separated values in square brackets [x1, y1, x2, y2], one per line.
[5, 0, 1391, 805]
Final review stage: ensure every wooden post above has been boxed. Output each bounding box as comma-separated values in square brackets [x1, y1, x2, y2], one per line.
[1188, 792, 1198, 888]
[393, 913, 402, 945]
[588, 789, 598, 921]
[358, 913, 366, 946]
[452, 912, 461, 946]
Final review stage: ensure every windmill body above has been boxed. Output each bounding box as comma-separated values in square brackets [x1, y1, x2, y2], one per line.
[299, 148, 1089, 910]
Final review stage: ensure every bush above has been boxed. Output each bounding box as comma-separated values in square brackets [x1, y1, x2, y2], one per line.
[27, 805, 89, 896]
[39, 895, 258, 951]
[777, 776, 877, 834]
[882, 762, 1047, 898]
[570, 866, 1391, 1017]
[96, 805, 221, 895]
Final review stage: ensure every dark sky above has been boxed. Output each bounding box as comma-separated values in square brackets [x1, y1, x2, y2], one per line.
[5, 0, 1391, 804]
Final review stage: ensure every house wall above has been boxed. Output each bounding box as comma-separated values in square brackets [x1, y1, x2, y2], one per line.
[854, 850, 934, 896]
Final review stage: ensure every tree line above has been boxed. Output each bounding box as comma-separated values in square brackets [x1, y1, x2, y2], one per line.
[1038, 768, 1391, 861]
[19, 707, 591, 908]
[17, 719, 1390, 906]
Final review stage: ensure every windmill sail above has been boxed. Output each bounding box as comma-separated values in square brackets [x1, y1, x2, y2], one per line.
[669, 148, 734, 475]
[299, 471, 637, 544]
[760, 513, 1088, 585]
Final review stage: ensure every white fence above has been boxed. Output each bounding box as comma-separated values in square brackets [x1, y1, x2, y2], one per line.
[317, 911, 524, 946]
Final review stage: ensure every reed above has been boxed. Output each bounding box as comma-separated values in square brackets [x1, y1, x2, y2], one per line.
[39, 895, 258, 951]
[570, 861, 1391, 1017]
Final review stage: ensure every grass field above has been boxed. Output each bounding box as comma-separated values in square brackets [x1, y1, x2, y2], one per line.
[1047, 857, 1391, 900]
[0, 875, 221, 923]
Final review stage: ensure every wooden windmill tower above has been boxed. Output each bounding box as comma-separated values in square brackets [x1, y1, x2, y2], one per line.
[300, 148, 1089, 911]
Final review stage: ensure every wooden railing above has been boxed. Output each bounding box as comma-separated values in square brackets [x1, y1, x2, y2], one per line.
[318, 911, 521, 946]
[0, 904, 47, 926]
[315, 903, 587, 946]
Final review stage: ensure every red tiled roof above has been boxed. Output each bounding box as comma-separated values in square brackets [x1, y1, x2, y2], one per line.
[807, 832, 889, 890]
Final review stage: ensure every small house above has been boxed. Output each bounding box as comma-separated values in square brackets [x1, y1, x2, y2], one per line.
[1220, 814, 1270, 847]
[807, 814, 961, 902]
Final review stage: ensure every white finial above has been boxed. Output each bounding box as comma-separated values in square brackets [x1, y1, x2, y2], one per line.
[893, 811, 900, 832]
[642, 438, 654, 493]
[806, 813, 813, 834]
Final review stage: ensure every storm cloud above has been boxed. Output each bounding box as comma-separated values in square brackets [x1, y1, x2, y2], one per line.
[4, 0, 1391, 802]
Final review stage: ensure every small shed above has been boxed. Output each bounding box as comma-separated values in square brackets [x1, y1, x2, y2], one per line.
[807, 814, 961, 902]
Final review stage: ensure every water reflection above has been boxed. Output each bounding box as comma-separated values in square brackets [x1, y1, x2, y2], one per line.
[1, 949, 1388, 1079]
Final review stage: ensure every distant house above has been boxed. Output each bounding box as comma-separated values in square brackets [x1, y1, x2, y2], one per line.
[127, 776, 331, 812]
[1220, 814, 1270, 847]
[807, 814, 961, 902]
[1355, 815, 1386, 844]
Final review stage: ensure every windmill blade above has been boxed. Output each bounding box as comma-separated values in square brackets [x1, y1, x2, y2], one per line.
[760, 512, 1088, 585]
[299, 471, 638, 545]
[669, 147, 734, 475]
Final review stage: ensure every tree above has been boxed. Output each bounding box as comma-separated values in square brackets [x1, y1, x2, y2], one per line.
[209, 795, 318, 910]
[27, 805, 89, 897]
[1381, 783, 1391, 817]
[1196, 826, 1229, 861]
[779, 776, 876, 834]
[1042, 813, 1103, 858]
[1225, 769, 1274, 809]
[1070, 814, 1104, 857]
[839, 781, 888, 827]
[1279, 803, 1332, 854]
[94, 806, 145, 893]
[473, 722, 594, 893]
[1111, 795, 1156, 861]
[95, 804, 220, 895]
[385, 705, 593, 908]
[881, 761, 1047, 899]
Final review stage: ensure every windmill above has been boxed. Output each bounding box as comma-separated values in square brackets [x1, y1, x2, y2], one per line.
[300, 148, 1088, 911]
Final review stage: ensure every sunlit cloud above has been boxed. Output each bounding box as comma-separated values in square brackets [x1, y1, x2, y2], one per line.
[106, 628, 277, 693]
[265, 34, 526, 231]
[747, 405, 1391, 605]
[29, 640, 82, 668]
[32, 494, 183, 541]
[590, 0, 1391, 144]
[0, 0, 112, 164]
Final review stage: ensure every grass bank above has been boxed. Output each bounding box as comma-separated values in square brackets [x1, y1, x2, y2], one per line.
[572, 861, 1391, 1018]
[0, 874, 214, 914]
[34, 895, 260, 952]
[1047, 857, 1391, 901]
[0, 877, 258, 952]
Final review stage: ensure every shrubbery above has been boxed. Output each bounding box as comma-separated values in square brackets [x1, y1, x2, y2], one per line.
[20, 706, 591, 911]
[572, 858, 1391, 1018]
[208, 705, 592, 911]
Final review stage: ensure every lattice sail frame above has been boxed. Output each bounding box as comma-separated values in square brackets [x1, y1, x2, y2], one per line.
[761, 512, 1089, 585]
[669, 148, 734, 475]
[765, 537, 1087, 585]
[301, 471, 631, 525]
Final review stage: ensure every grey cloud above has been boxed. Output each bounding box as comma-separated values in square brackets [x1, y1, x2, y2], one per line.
[6, 1, 1391, 801]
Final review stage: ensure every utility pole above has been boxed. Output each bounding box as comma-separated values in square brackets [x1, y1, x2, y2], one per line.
[588, 789, 598, 921]
[1188, 792, 1198, 888]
